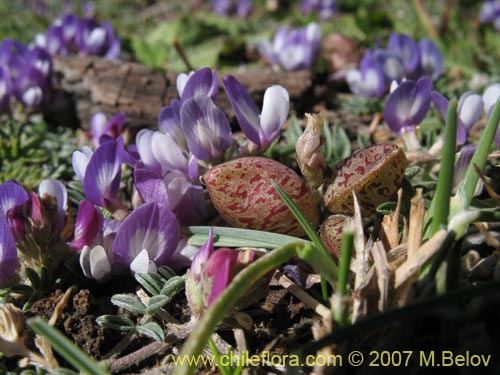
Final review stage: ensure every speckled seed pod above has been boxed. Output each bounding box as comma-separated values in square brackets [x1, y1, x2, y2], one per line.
[204, 157, 319, 237]
[319, 214, 349, 259]
[323, 143, 407, 216]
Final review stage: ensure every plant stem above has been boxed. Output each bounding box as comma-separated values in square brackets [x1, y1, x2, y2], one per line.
[333, 226, 354, 326]
[429, 99, 457, 236]
[456, 99, 500, 209]
[172, 242, 311, 375]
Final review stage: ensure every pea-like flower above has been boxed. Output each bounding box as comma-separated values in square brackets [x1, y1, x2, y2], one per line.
[383, 77, 433, 134]
[112, 202, 180, 275]
[258, 23, 322, 71]
[346, 50, 386, 98]
[222, 75, 289, 149]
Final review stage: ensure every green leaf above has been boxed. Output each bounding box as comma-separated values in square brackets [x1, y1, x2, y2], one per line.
[186, 226, 303, 248]
[111, 294, 146, 314]
[25, 268, 41, 289]
[136, 322, 165, 342]
[10, 284, 34, 295]
[157, 266, 176, 280]
[135, 273, 162, 295]
[27, 317, 109, 375]
[96, 315, 136, 331]
[160, 276, 185, 297]
[145, 295, 170, 315]
[271, 181, 338, 284]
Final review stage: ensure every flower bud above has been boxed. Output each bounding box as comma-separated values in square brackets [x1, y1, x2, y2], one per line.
[296, 113, 326, 188]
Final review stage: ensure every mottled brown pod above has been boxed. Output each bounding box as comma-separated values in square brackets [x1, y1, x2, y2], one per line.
[319, 214, 349, 258]
[323, 143, 407, 216]
[204, 157, 319, 237]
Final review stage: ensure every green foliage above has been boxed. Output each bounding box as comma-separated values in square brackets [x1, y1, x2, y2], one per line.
[97, 267, 185, 343]
[0, 117, 77, 189]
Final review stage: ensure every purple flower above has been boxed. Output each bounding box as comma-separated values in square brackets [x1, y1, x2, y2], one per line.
[222, 75, 289, 149]
[213, 0, 252, 17]
[480, 1, 500, 29]
[0, 215, 18, 286]
[431, 91, 484, 145]
[483, 83, 500, 147]
[82, 137, 124, 209]
[205, 248, 239, 306]
[300, 0, 337, 20]
[38, 178, 67, 232]
[134, 168, 206, 225]
[76, 18, 120, 59]
[384, 77, 433, 133]
[418, 39, 443, 79]
[158, 99, 183, 144]
[258, 23, 322, 71]
[453, 144, 483, 195]
[0, 66, 13, 112]
[90, 112, 126, 148]
[178, 68, 218, 102]
[72, 145, 93, 182]
[373, 49, 406, 84]
[387, 33, 420, 78]
[0, 182, 29, 218]
[112, 203, 180, 274]
[180, 96, 232, 162]
[346, 50, 386, 98]
[71, 200, 104, 251]
[79, 218, 120, 281]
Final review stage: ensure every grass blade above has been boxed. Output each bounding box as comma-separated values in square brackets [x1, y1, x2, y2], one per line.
[27, 317, 109, 375]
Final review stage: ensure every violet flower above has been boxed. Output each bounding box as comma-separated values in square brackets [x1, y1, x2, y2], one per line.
[0, 216, 18, 286]
[177, 68, 218, 102]
[213, 0, 252, 17]
[71, 200, 103, 251]
[180, 95, 232, 162]
[300, 0, 337, 20]
[387, 33, 420, 78]
[258, 23, 322, 71]
[134, 167, 206, 225]
[38, 178, 67, 233]
[81, 137, 124, 210]
[431, 90, 484, 145]
[76, 18, 120, 59]
[0, 66, 13, 112]
[0, 182, 29, 218]
[480, 0, 500, 30]
[79, 219, 120, 282]
[453, 144, 483, 196]
[384, 77, 433, 134]
[346, 50, 386, 98]
[222, 75, 289, 149]
[418, 39, 443, 80]
[112, 203, 180, 274]
[482, 83, 500, 147]
[90, 112, 126, 148]
[72, 145, 93, 182]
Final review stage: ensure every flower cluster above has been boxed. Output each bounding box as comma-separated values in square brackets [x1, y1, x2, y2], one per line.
[0, 179, 71, 285]
[34, 12, 120, 59]
[347, 33, 443, 98]
[0, 39, 53, 113]
[479, 0, 500, 30]
[71, 67, 289, 282]
[300, 0, 337, 20]
[212, 0, 252, 17]
[258, 22, 322, 71]
[385, 79, 500, 146]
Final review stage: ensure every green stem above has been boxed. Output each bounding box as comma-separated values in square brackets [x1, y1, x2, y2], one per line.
[456, 99, 500, 208]
[429, 99, 457, 236]
[173, 242, 312, 375]
[333, 228, 354, 326]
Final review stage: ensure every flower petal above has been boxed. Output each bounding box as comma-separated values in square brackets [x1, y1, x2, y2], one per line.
[259, 85, 289, 147]
[180, 68, 218, 102]
[0, 215, 18, 285]
[0, 181, 28, 217]
[222, 75, 260, 145]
